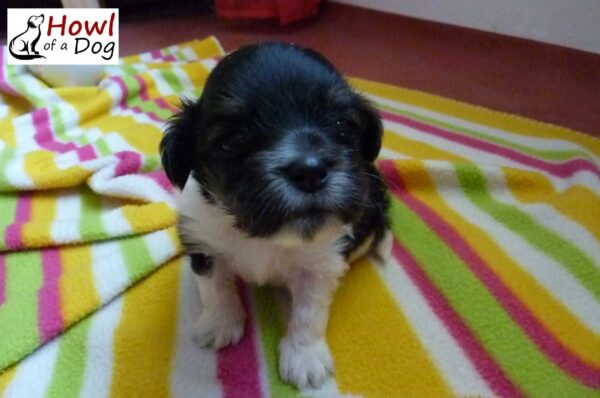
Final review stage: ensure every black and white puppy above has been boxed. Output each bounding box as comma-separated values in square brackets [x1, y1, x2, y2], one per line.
[160, 42, 391, 389]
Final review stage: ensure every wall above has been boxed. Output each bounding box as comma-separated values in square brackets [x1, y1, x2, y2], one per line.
[331, 0, 600, 54]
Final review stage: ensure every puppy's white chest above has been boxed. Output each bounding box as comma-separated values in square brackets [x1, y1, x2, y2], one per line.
[176, 178, 336, 285]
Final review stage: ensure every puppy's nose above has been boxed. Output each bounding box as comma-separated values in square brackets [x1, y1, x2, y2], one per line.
[284, 156, 329, 193]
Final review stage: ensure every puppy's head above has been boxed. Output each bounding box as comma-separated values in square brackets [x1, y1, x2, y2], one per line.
[161, 43, 383, 245]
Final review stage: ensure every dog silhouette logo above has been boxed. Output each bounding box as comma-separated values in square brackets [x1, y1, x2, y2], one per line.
[9, 14, 46, 60]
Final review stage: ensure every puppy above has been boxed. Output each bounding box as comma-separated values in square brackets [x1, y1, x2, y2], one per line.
[160, 42, 391, 389]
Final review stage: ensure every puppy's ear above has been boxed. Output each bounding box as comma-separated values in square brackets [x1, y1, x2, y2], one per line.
[160, 98, 202, 189]
[356, 96, 383, 162]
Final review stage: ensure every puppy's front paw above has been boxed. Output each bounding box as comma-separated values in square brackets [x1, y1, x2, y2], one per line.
[192, 302, 246, 350]
[278, 338, 334, 389]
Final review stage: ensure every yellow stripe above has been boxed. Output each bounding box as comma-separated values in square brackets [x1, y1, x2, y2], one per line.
[23, 151, 90, 189]
[121, 203, 177, 234]
[21, 192, 56, 248]
[83, 114, 162, 155]
[189, 37, 224, 58]
[384, 130, 467, 161]
[351, 78, 600, 156]
[56, 87, 113, 125]
[59, 244, 100, 324]
[138, 73, 162, 100]
[180, 63, 212, 88]
[0, 365, 17, 395]
[110, 258, 180, 398]
[328, 260, 451, 397]
[401, 161, 600, 367]
[0, 95, 31, 148]
[504, 167, 600, 240]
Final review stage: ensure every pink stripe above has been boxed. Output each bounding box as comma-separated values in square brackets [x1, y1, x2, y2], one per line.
[154, 97, 179, 112]
[32, 109, 97, 161]
[38, 249, 64, 342]
[0, 48, 20, 96]
[392, 241, 523, 398]
[4, 194, 32, 250]
[218, 281, 264, 398]
[149, 49, 177, 62]
[134, 75, 150, 101]
[144, 171, 174, 193]
[380, 110, 600, 179]
[115, 151, 143, 176]
[381, 161, 600, 388]
[127, 105, 165, 122]
[111, 76, 168, 122]
[0, 255, 6, 305]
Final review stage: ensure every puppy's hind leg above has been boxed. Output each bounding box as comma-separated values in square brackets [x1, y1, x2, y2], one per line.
[191, 253, 247, 350]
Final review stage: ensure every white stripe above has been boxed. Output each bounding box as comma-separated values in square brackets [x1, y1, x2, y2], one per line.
[384, 119, 538, 170]
[88, 169, 174, 206]
[384, 120, 600, 190]
[172, 67, 194, 89]
[91, 239, 129, 301]
[102, 132, 138, 153]
[378, 147, 407, 160]
[3, 337, 60, 398]
[200, 59, 218, 71]
[427, 164, 600, 333]
[170, 259, 222, 398]
[110, 106, 165, 129]
[100, 208, 132, 236]
[53, 151, 80, 170]
[143, 229, 178, 266]
[51, 190, 82, 243]
[367, 92, 600, 163]
[3, 157, 33, 188]
[148, 69, 176, 97]
[181, 48, 200, 61]
[494, 171, 600, 268]
[80, 297, 124, 398]
[375, 259, 494, 397]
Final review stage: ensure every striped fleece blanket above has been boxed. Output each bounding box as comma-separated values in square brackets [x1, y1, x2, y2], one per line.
[1, 37, 599, 398]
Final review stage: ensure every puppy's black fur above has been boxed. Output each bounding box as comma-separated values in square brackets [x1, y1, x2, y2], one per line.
[161, 42, 389, 261]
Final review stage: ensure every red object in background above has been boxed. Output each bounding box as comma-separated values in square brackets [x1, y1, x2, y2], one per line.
[215, 0, 321, 25]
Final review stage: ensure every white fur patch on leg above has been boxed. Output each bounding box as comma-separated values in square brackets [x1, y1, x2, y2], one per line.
[371, 229, 393, 266]
[192, 300, 246, 350]
[278, 337, 334, 389]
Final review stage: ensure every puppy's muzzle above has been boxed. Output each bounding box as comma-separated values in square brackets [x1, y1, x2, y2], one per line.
[282, 154, 330, 193]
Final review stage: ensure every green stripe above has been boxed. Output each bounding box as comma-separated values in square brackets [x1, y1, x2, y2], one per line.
[0, 148, 15, 190]
[121, 74, 141, 103]
[45, 318, 92, 398]
[0, 193, 17, 228]
[375, 101, 590, 162]
[253, 287, 307, 398]
[120, 235, 155, 281]
[5, 65, 46, 108]
[78, 187, 106, 242]
[455, 163, 600, 301]
[49, 105, 69, 144]
[0, 252, 43, 370]
[141, 155, 159, 173]
[158, 69, 184, 94]
[388, 196, 598, 397]
[94, 138, 112, 157]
